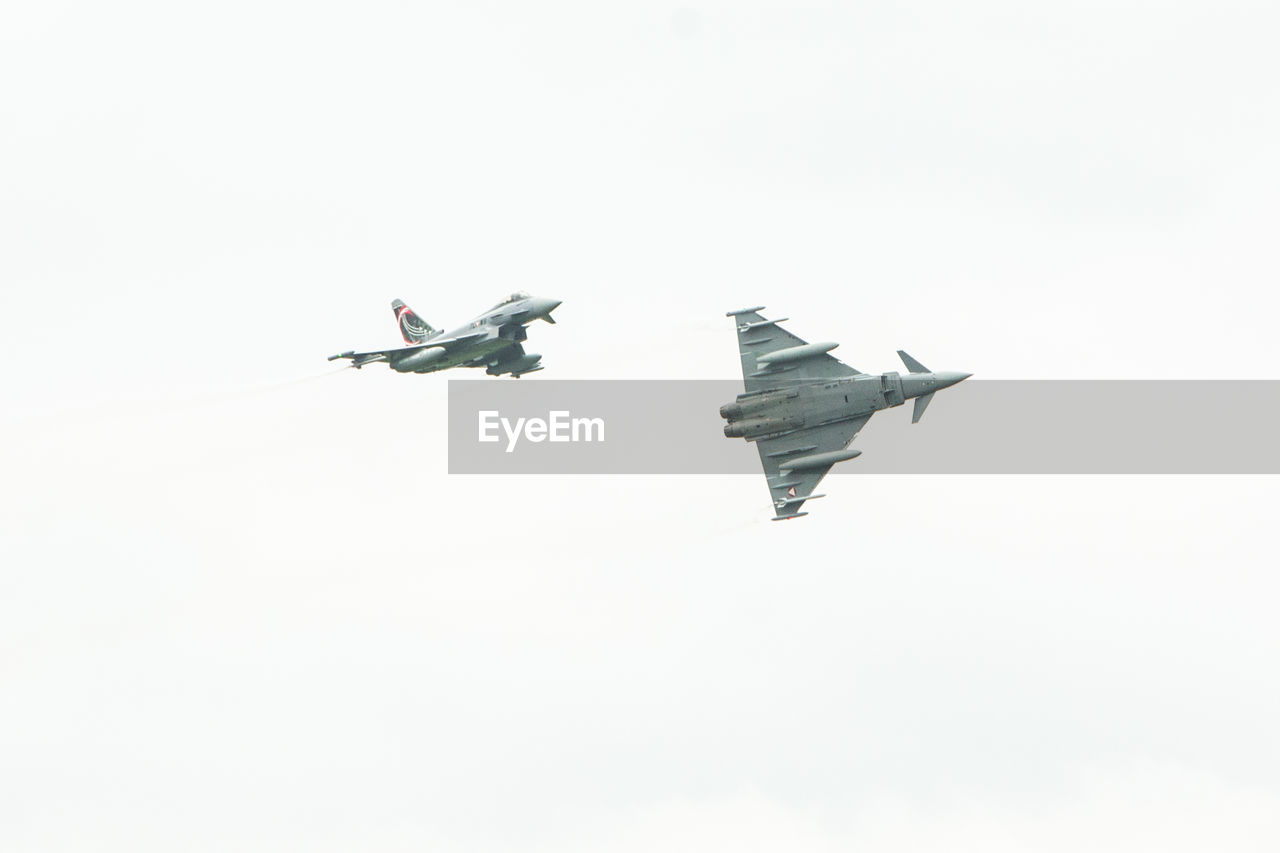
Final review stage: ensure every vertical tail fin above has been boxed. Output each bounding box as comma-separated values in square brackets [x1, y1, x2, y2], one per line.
[391, 299, 435, 343]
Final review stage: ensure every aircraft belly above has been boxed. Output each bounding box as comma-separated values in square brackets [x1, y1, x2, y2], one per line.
[423, 337, 510, 371]
[467, 338, 517, 363]
[806, 389, 878, 426]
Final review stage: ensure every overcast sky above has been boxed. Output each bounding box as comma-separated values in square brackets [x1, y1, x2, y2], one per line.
[3, 1, 1279, 850]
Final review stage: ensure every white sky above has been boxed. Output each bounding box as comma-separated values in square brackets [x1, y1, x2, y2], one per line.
[3, 1, 1279, 850]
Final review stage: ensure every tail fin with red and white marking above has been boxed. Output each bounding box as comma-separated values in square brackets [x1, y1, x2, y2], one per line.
[391, 299, 435, 343]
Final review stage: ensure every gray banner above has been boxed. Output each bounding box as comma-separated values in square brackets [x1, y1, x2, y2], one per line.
[447, 380, 1280, 474]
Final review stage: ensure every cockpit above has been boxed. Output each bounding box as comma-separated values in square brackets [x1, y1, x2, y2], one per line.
[490, 291, 531, 310]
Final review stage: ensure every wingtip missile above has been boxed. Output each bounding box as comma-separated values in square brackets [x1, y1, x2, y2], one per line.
[775, 493, 826, 506]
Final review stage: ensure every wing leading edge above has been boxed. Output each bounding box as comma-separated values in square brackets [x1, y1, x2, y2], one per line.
[727, 308, 863, 392]
[327, 330, 488, 367]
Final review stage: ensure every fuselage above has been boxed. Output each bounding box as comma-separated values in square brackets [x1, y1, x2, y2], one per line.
[721, 370, 969, 440]
[387, 294, 561, 374]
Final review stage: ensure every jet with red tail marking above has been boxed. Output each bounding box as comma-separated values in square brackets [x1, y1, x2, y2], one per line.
[327, 292, 561, 377]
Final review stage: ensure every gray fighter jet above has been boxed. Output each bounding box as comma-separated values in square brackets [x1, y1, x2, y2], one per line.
[721, 307, 970, 520]
[328, 293, 561, 377]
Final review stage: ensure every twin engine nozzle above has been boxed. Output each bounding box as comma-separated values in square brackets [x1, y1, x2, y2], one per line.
[719, 389, 800, 423]
[723, 415, 804, 438]
[720, 390, 804, 438]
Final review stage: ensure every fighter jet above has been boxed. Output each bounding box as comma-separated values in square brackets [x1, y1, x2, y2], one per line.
[721, 307, 970, 520]
[327, 292, 561, 377]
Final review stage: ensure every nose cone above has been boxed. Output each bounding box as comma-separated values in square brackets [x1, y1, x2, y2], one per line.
[935, 371, 972, 390]
[532, 297, 562, 319]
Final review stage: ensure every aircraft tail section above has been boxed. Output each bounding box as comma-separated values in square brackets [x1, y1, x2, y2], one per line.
[391, 299, 435, 343]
